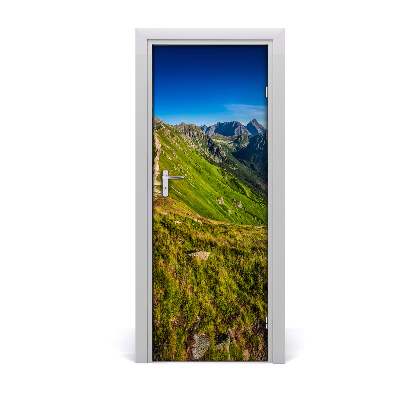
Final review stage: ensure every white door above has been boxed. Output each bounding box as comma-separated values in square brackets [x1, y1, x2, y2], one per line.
[135, 29, 285, 363]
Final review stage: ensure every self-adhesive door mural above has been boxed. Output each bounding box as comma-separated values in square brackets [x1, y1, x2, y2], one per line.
[152, 46, 268, 361]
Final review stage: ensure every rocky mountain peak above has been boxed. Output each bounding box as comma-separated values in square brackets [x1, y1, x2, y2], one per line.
[201, 121, 252, 137]
[245, 119, 266, 136]
[173, 122, 204, 140]
[153, 115, 164, 131]
[172, 121, 226, 164]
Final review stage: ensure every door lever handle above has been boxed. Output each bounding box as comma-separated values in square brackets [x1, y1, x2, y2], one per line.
[162, 170, 184, 197]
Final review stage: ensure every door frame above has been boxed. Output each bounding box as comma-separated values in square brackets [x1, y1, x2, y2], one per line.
[135, 28, 285, 363]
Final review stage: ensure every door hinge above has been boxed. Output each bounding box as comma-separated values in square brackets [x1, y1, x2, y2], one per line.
[266, 316, 268, 330]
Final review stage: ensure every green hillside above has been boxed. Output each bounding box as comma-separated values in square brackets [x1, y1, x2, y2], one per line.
[154, 122, 267, 226]
[152, 117, 268, 361]
[153, 197, 268, 361]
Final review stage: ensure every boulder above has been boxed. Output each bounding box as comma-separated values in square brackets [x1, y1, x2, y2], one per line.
[233, 200, 242, 208]
[187, 251, 210, 261]
[192, 334, 211, 360]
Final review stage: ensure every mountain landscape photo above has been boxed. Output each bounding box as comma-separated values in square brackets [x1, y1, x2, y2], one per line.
[152, 115, 268, 361]
[152, 44, 269, 361]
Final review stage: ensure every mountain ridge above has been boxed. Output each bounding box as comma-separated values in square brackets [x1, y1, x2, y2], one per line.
[200, 119, 266, 137]
[153, 116, 267, 225]
[200, 121, 251, 137]
[155, 116, 268, 194]
[246, 119, 267, 136]
[233, 133, 267, 180]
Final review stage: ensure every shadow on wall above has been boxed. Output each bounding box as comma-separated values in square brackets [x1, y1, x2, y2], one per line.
[286, 328, 305, 362]
[116, 328, 304, 363]
[114, 328, 135, 362]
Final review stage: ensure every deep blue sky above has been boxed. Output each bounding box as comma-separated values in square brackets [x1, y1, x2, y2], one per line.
[153, 45, 268, 127]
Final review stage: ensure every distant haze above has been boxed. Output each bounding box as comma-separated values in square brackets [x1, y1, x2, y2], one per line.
[153, 45, 268, 127]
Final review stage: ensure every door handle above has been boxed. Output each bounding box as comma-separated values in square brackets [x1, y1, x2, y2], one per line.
[162, 170, 184, 197]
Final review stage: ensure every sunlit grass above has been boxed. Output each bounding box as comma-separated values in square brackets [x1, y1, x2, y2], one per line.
[153, 200, 268, 361]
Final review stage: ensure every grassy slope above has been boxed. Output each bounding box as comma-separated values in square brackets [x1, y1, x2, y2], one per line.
[153, 122, 268, 361]
[153, 197, 268, 361]
[155, 125, 267, 226]
[179, 124, 267, 196]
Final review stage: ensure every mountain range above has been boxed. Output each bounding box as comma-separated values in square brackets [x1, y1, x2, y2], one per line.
[199, 119, 266, 137]
[172, 118, 267, 187]
[154, 115, 267, 226]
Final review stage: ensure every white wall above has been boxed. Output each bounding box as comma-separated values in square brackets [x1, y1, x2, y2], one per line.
[1, 1, 399, 399]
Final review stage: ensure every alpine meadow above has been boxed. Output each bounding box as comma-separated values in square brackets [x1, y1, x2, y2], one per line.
[152, 115, 268, 361]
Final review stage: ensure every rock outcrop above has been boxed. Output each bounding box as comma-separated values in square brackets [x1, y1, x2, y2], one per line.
[153, 115, 164, 131]
[153, 133, 162, 186]
[191, 334, 211, 360]
[233, 200, 242, 208]
[173, 122, 226, 164]
[187, 251, 210, 261]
